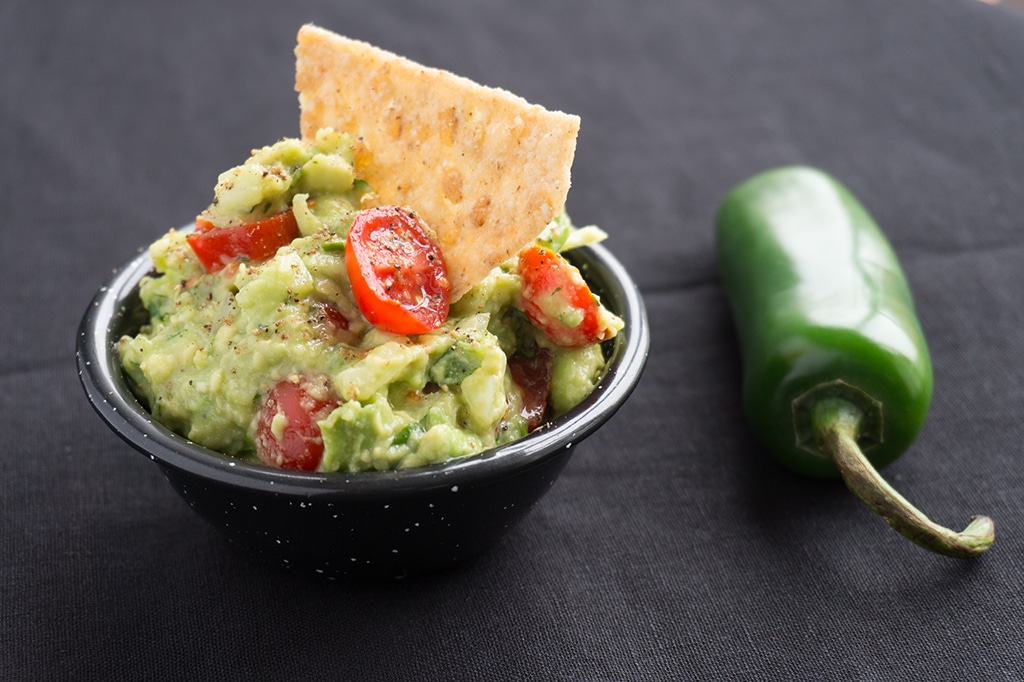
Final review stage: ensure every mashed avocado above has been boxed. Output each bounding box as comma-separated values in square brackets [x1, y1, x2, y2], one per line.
[118, 129, 622, 472]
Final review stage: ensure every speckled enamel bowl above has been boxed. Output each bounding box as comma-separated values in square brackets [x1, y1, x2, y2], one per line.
[77, 232, 648, 580]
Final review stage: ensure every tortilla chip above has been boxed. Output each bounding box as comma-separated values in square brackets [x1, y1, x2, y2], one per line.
[295, 24, 580, 299]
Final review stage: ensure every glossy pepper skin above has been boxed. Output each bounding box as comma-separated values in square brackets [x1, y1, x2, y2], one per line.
[714, 166, 933, 479]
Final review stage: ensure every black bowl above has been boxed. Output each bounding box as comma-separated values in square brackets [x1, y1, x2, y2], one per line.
[77, 232, 649, 580]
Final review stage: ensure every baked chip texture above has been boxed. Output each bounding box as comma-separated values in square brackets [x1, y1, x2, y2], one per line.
[295, 24, 580, 299]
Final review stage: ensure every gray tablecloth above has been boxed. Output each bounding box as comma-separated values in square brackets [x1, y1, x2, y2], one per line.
[5, 0, 1024, 678]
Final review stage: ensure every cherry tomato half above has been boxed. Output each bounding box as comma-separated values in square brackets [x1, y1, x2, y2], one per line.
[345, 206, 451, 335]
[253, 376, 339, 471]
[187, 210, 300, 273]
[516, 245, 607, 348]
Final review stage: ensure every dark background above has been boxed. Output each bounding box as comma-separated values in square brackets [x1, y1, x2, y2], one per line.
[4, 0, 1024, 679]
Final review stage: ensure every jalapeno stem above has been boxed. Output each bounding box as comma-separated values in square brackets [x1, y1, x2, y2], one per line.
[810, 398, 994, 558]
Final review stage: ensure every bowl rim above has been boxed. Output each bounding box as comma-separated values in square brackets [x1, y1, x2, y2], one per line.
[77, 228, 649, 498]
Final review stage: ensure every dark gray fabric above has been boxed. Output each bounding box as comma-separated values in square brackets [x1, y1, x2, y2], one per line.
[4, 0, 1024, 678]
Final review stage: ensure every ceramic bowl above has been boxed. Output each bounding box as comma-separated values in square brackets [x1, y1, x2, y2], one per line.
[77, 231, 649, 580]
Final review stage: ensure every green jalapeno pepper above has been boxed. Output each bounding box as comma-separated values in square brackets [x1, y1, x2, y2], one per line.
[714, 165, 994, 558]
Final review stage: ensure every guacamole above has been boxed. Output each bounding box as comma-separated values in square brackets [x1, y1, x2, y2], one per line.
[118, 129, 623, 472]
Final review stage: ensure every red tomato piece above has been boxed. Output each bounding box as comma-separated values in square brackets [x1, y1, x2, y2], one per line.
[308, 300, 358, 346]
[516, 245, 606, 347]
[187, 210, 300, 273]
[345, 206, 451, 335]
[507, 349, 555, 431]
[253, 376, 339, 471]
[310, 300, 350, 333]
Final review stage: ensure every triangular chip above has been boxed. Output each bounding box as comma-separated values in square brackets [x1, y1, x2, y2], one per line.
[295, 24, 580, 299]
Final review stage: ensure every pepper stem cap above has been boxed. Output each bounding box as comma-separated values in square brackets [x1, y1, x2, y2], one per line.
[810, 398, 994, 558]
